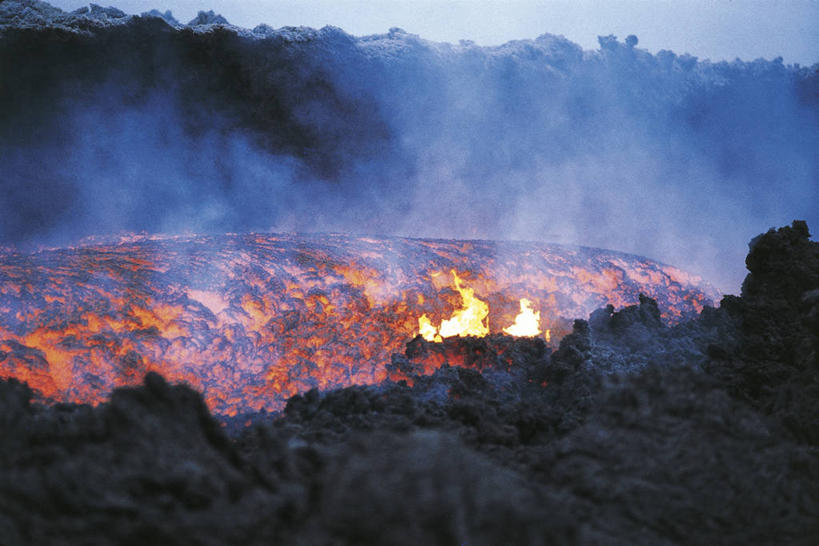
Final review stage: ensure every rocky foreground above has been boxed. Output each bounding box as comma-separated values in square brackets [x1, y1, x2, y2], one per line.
[1, 221, 818, 545]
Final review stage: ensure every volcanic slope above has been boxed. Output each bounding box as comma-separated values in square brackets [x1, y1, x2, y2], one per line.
[0, 221, 816, 545]
[0, 233, 716, 415]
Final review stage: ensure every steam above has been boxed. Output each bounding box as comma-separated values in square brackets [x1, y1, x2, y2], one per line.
[1, 2, 817, 292]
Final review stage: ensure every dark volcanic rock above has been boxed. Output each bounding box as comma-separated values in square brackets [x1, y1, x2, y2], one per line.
[0, 374, 285, 545]
[187, 10, 229, 27]
[540, 364, 819, 544]
[2, 222, 819, 544]
[709, 220, 819, 444]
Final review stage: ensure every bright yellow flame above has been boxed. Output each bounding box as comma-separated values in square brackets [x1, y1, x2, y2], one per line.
[418, 314, 442, 342]
[503, 298, 541, 337]
[439, 270, 490, 338]
[417, 270, 489, 341]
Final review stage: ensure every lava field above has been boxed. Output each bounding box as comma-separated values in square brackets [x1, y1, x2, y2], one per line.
[0, 233, 715, 415]
[0, 223, 817, 544]
[2, 1, 818, 544]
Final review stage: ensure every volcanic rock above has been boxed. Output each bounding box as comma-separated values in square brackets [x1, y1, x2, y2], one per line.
[1, 224, 819, 544]
[187, 10, 229, 27]
[0, 233, 716, 415]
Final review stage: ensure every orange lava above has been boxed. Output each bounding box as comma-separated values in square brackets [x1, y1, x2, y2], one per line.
[0, 233, 719, 415]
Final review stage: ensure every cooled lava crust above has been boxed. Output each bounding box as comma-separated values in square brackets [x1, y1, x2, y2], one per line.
[0, 221, 816, 545]
[0, 233, 717, 414]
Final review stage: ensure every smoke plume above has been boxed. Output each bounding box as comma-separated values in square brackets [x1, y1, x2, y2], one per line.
[1, 1, 818, 291]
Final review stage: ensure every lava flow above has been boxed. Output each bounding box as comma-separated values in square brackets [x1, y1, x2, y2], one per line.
[503, 299, 543, 339]
[419, 271, 543, 341]
[418, 270, 490, 343]
[0, 233, 718, 415]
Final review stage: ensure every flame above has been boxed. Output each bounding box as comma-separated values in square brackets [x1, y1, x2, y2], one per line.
[418, 276, 543, 340]
[439, 270, 490, 338]
[503, 298, 541, 337]
[418, 314, 442, 342]
[0, 233, 719, 415]
[418, 270, 489, 341]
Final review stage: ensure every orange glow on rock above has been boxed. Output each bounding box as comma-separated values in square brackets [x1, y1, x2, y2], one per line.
[418, 314, 442, 343]
[425, 270, 490, 339]
[0, 233, 719, 415]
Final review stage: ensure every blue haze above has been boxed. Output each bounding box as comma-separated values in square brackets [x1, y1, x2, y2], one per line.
[0, 1, 818, 293]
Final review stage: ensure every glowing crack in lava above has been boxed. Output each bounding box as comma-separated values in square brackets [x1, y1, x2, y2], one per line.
[0, 233, 719, 415]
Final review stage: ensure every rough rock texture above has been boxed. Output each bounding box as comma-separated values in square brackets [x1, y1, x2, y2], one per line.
[709, 220, 819, 444]
[1, 222, 818, 545]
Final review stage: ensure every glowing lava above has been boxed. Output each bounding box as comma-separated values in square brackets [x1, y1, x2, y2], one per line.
[418, 314, 442, 343]
[503, 298, 542, 338]
[418, 274, 544, 341]
[419, 270, 489, 341]
[0, 233, 719, 415]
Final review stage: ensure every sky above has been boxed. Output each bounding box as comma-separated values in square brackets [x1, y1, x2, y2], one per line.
[11, 0, 819, 293]
[48, 0, 819, 66]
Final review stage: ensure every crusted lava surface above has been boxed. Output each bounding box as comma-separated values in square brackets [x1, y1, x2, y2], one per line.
[0, 233, 715, 415]
[0, 221, 817, 545]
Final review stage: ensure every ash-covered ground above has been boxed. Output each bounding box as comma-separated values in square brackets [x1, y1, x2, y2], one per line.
[1, 221, 817, 545]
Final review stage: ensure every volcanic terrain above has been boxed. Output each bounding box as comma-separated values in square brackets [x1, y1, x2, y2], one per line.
[2, 1, 818, 544]
[0, 233, 715, 416]
[0, 222, 817, 544]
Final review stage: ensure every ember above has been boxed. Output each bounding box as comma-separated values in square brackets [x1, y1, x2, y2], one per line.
[0, 233, 718, 415]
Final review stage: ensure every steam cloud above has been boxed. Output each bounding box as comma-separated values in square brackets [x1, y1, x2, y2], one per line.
[1, 1, 818, 292]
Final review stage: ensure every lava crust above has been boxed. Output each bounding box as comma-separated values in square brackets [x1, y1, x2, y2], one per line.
[0, 233, 716, 415]
[0, 221, 817, 545]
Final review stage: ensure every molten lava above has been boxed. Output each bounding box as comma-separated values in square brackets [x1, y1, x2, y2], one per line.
[418, 314, 441, 343]
[418, 270, 489, 341]
[418, 273, 544, 341]
[0, 233, 719, 415]
[503, 299, 542, 338]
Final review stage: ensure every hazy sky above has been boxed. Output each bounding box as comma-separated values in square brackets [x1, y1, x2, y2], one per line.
[49, 0, 819, 65]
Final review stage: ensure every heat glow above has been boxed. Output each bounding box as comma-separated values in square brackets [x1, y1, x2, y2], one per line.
[0, 233, 719, 415]
[503, 298, 542, 338]
[418, 274, 545, 341]
[418, 270, 489, 341]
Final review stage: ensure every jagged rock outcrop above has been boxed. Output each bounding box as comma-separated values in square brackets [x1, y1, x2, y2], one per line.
[708, 220, 819, 444]
[1, 224, 819, 544]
